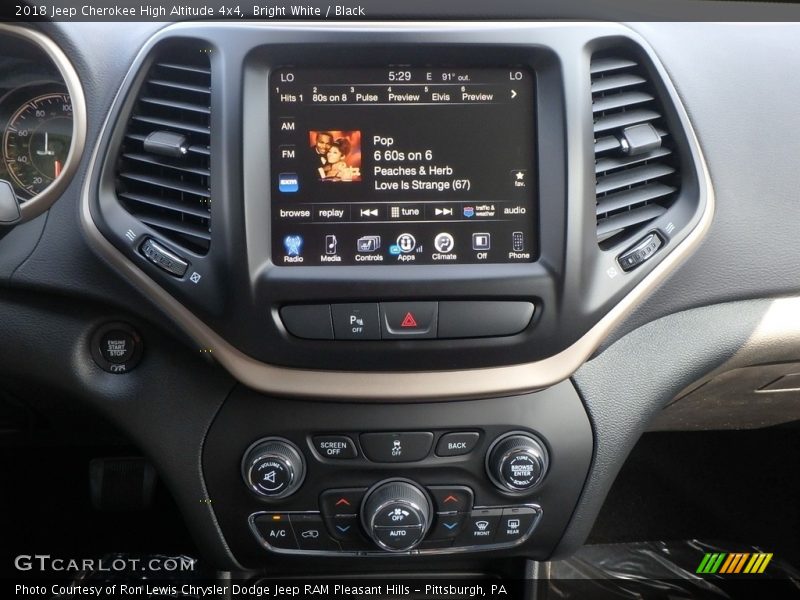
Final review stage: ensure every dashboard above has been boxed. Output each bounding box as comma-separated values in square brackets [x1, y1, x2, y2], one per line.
[1, 14, 799, 586]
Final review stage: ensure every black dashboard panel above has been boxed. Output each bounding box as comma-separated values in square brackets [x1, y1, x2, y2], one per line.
[82, 23, 710, 396]
[3, 15, 800, 580]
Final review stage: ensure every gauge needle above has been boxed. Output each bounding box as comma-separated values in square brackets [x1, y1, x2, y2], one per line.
[37, 132, 55, 157]
[54, 160, 62, 178]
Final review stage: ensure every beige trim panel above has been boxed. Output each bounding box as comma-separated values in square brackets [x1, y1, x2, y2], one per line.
[80, 23, 714, 401]
[0, 23, 87, 222]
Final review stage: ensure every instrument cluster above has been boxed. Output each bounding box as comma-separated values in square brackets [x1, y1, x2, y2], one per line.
[0, 35, 74, 202]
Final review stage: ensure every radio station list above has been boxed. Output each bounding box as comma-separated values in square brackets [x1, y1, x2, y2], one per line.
[270, 67, 537, 266]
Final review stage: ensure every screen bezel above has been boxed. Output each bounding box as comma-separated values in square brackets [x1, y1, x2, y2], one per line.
[240, 40, 570, 370]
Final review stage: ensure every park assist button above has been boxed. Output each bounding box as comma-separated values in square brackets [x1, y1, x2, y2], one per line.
[313, 435, 358, 459]
[380, 302, 438, 339]
[435, 432, 480, 457]
[332, 303, 380, 340]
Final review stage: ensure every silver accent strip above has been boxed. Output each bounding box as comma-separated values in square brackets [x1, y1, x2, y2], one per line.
[79, 22, 715, 401]
[247, 505, 542, 557]
[0, 24, 87, 222]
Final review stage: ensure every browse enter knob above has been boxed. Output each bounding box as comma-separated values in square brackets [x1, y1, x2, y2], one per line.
[486, 433, 548, 492]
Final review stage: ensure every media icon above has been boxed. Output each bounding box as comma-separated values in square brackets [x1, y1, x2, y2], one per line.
[472, 233, 491, 251]
[357, 235, 381, 252]
[283, 235, 303, 257]
[325, 234, 337, 255]
[396, 233, 416, 253]
[434, 232, 455, 253]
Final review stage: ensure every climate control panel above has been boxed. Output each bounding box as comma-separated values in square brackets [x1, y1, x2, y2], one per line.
[240, 430, 549, 555]
[202, 385, 593, 567]
[250, 482, 542, 555]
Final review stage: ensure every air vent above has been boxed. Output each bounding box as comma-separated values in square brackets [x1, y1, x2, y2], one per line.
[592, 53, 680, 247]
[115, 44, 211, 254]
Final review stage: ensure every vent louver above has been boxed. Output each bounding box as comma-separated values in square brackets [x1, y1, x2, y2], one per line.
[592, 54, 679, 247]
[115, 44, 211, 254]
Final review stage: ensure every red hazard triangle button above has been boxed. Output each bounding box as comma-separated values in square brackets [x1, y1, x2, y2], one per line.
[401, 312, 418, 328]
[380, 302, 437, 338]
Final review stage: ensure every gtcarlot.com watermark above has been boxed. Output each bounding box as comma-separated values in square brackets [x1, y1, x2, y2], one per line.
[14, 554, 196, 573]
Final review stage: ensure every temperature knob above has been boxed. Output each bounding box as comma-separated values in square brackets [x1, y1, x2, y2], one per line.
[242, 438, 305, 499]
[487, 433, 548, 493]
[361, 480, 432, 552]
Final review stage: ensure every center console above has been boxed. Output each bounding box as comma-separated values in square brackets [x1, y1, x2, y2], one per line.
[82, 22, 711, 572]
[203, 382, 591, 566]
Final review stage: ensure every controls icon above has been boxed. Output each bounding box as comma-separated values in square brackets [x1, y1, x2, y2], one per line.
[325, 235, 338, 255]
[512, 231, 525, 251]
[472, 233, 491, 251]
[434, 232, 455, 253]
[396, 233, 416, 253]
[357, 235, 381, 252]
[278, 173, 299, 193]
[283, 235, 303, 257]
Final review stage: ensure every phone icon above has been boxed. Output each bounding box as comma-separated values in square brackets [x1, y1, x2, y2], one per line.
[512, 231, 524, 252]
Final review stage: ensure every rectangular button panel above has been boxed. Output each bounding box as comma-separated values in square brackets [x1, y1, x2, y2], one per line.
[280, 301, 534, 340]
[250, 505, 541, 556]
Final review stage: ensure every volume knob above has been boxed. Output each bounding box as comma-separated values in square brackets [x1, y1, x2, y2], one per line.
[242, 438, 306, 499]
[487, 433, 548, 493]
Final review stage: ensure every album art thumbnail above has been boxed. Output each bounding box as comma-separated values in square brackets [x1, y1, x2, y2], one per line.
[309, 130, 362, 182]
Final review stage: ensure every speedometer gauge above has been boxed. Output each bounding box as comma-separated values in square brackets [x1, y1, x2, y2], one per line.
[2, 92, 73, 198]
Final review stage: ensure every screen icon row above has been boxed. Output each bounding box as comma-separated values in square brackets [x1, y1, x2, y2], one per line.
[283, 232, 525, 257]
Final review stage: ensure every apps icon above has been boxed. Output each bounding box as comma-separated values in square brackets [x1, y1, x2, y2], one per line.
[434, 232, 455, 253]
[278, 173, 299, 193]
[396, 233, 416, 253]
[357, 235, 381, 252]
[472, 233, 491, 251]
[283, 235, 303, 257]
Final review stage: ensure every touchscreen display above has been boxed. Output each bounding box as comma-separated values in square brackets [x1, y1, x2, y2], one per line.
[270, 67, 536, 266]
